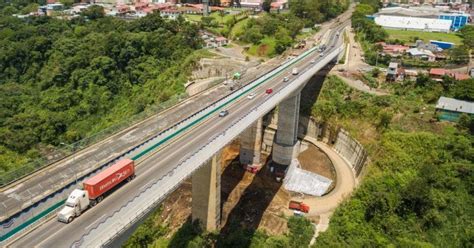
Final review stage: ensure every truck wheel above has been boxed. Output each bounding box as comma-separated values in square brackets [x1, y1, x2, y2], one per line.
[90, 200, 97, 207]
[97, 196, 103, 203]
[68, 217, 73, 223]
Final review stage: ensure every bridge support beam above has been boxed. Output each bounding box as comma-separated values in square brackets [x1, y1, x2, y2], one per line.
[239, 117, 263, 166]
[272, 92, 300, 166]
[192, 153, 221, 231]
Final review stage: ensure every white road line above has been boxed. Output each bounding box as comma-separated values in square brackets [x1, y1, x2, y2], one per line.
[84, 214, 105, 231]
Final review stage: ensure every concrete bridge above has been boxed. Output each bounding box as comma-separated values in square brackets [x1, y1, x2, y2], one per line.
[2, 18, 349, 247]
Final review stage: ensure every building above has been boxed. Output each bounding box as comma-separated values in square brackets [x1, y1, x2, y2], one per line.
[430, 40, 454, 49]
[386, 62, 405, 81]
[239, 0, 262, 8]
[378, 42, 410, 56]
[408, 48, 437, 61]
[429, 68, 470, 80]
[435, 96, 474, 121]
[416, 40, 443, 52]
[374, 6, 470, 31]
[439, 12, 469, 30]
[374, 15, 452, 33]
[215, 36, 228, 46]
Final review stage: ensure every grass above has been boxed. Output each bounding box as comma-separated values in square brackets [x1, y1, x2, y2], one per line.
[247, 37, 277, 57]
[385, 29, 462, 45]
[230, 17, 249, 39]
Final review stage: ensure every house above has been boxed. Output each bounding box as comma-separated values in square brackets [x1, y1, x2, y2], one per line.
[215, 36, 228, 46]
[435, 96, 473, 121]
[386, 62, 404, 81]
[378, 42, 410, 56]
[415, 40, 443, 53]
[429, 68, 470, 81]
[160, 8, 180, 19]
[408, 48, 436, 61]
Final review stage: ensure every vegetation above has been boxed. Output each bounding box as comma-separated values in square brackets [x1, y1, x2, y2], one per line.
[385, 29, 463, 45]
[234, 0, 349, 57]
[352, 2, 389, 66]
[312, 76, 474, 247]
[235, 13, 304, 57]
[0, 12, 202, 174]
[125, 215, 315, 248]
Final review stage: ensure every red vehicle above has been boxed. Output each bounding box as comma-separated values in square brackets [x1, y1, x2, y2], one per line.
[58, 159, 135, 223]
[84, 159, 135, 200]
[265, 88, 273, 94]
[289, 201, 310, 213]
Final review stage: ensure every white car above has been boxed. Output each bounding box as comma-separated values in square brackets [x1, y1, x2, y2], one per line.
[219, 110, 229, 117]
[247, 93, 256, 99]
[292, 68, 298, 75]
[283, 77, 289, 82]
[310, 59, 315, 64]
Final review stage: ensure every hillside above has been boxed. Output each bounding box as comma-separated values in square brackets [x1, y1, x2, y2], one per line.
[0, 12, 202, 175]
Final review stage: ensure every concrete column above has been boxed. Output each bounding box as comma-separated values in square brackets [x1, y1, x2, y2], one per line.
[192, 152, 221, 231]
[272, 92, 301, 165]
[239, 118, 263, 165]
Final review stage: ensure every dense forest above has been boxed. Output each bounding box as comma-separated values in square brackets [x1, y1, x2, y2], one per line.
[0, 8, 202, 174]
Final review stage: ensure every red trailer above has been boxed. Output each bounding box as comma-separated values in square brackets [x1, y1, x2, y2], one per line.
[84, 158, 135, 201]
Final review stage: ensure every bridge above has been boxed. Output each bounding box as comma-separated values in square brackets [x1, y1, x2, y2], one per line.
[1, 17, 349, 247]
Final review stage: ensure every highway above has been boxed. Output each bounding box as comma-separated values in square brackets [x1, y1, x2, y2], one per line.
[6, 17, 349, 247]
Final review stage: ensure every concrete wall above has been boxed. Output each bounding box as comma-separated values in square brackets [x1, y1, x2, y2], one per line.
[263, 111, 367, 178]
[333, 129, 367, 177]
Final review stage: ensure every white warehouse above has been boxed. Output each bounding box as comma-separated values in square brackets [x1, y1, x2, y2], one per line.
[374, 15, 452, 33]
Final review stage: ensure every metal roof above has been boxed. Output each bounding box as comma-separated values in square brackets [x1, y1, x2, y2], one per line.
[436, 96, 474, 114]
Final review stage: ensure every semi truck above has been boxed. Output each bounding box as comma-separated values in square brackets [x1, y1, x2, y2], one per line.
[289, 201, 310, 213]
[57, 159, 135, 223]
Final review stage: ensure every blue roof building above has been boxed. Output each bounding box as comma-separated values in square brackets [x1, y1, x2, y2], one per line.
[439, 13, 469, 31]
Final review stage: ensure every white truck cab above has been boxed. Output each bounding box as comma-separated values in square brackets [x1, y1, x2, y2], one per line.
[58, 189, 90, 223]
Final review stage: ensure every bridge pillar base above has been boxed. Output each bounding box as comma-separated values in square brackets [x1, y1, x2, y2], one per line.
[192, 152, 221, 231]
[272, 92, 300, 166]
[239, 117, 263, 166]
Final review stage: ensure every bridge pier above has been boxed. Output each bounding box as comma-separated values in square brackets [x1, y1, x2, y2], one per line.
[239, 118, 263, 166]
[192, 152, 221, 231]
[272, 92, 301, 166]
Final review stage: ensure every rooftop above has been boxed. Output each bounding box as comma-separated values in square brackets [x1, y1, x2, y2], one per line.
[436, 96, 474, 114]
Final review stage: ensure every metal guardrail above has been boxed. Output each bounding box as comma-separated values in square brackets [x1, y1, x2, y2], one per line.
[74, 42, 344, 247]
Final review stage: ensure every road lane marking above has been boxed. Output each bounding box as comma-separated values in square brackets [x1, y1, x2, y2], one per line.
[84, 215, 105, 231]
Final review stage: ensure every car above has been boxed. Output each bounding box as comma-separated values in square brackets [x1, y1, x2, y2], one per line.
[319, 53, 324, 57]
[247, 93, 256, 99]
[292, 68, 298, 75]
[219, 110, 229, 117]
[283, 77, 289, 82]
[265, 88, 273, 94]
[310, 59, 315, 64]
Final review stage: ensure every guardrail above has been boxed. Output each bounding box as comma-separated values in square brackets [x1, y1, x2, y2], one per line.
[74, 43, 344, 247]
[0, 32, 337, 244]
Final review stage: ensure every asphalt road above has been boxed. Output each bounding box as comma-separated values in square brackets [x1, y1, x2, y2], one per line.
[7, 19, 349, 247]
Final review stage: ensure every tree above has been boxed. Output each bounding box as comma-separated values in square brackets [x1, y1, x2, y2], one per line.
[262, 0, 272, 12]
[287, 216, 314, 247]
[81, 5, 105, 20]
[459, 25, 474, 49]
[457, 114, 474, 134]
[448, 45, 470, 65]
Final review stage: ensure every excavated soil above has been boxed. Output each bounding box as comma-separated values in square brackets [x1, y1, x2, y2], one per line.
[298, 144, 336, 181]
